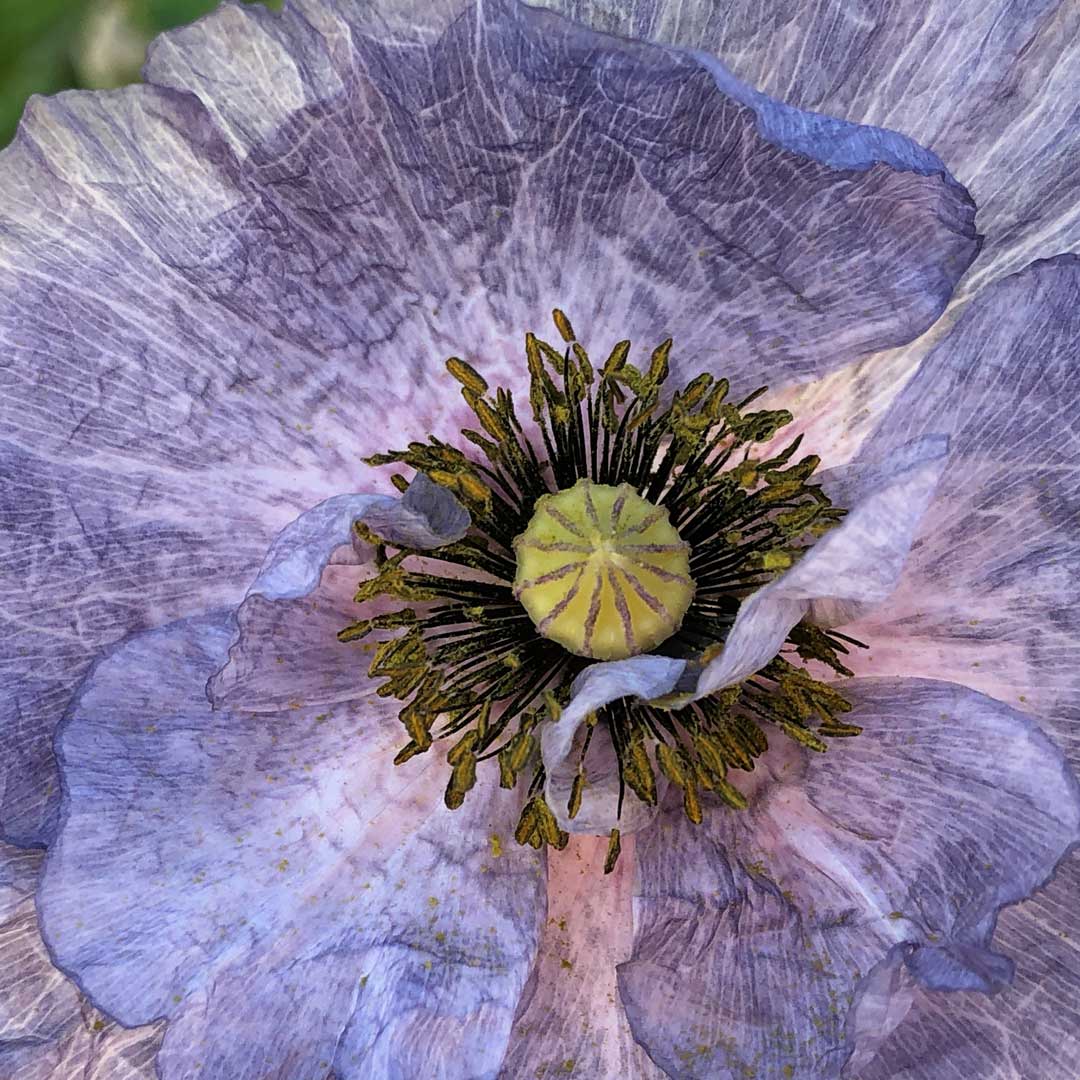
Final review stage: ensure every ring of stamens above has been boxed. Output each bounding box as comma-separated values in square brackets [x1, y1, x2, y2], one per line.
[341, 310, 865, 873]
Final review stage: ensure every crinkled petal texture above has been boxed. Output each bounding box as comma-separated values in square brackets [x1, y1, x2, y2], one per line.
[822, 254, 1080, 1077]
[838, 256, 1080, 765]
[40, 612, 544, 1080]
[621, 678, 1080, 1080]
[543, 0, 1079, 296]
[0, 0, 978, 843]
[38, 500, 544, 1080]
[0, 842, 162, 1080]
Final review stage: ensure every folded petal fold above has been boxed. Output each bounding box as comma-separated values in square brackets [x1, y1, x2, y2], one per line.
[543, 0, 1080, 295]
[620, 677, 1080, 1078]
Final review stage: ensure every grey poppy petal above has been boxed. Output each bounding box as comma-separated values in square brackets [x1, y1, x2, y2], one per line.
[500, 836, 666, 1079]
[138, 0, 977, 395]
[357, 474, 470, 551]
[1, 1009, 162, 1080]
[542, 0, 1079, 295]
[0, 845, 78, 1047]
[839, 256, 1080, 771]
[247, 494, 388, 602]
[620, 677, 1080, 1078]
[861, 858, 1080, 1079]
[0, 842, 163, 1079]
[248, 483, 465, 603]
[207, 560, 373, 714]
[37, 612, 543, 1080]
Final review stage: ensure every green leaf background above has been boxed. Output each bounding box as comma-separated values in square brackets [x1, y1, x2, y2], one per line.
[0, 0, 281, 147]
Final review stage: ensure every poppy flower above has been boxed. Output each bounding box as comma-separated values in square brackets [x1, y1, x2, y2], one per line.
[1, 2, 1077, 1078]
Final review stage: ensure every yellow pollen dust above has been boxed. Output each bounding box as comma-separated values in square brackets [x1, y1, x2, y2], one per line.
[512, 479, 694, 660]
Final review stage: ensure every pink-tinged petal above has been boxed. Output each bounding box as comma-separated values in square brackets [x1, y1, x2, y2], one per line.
[210, 486, 467, 713]
[837, 256, 1080, 769]
[861, 857, 1080, 1080]
[0, 0, 977, 843]
[693, 435, 947, 696]
[752, 328, 952, 474]
[38, 612, 544, 1080]
[501, 835, 666, 1078]
[544, 0, 1079, 296]
[208, 560, 371, 714]
[620, 678, 1080, 1079]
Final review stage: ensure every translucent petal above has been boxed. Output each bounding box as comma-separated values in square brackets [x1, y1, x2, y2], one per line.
[540, 656, 685, 833]
[541, 0, 1080, 296]
[839, 257, 1080, 773]
[620, 678, 1080, 1078]
[38, 613, 544, 1080]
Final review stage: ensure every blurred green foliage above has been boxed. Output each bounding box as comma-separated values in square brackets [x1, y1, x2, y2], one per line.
[0, 0, 281, 148]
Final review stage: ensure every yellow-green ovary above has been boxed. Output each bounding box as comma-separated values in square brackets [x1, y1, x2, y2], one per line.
[512, 479, 694, 660]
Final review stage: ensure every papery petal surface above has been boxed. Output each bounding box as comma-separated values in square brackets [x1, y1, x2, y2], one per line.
[500, 836, 665, 1079]
[0, 844, 78, 1049]
[0, 0, 977, 843]
[822, 253, 1080, 1080]
[0, 843, 162, 1080]
[861, 856, 1080, 1080]
[620, 678, 1080, 1079]
[693, 434, 947, 696]
[840, 256, 1080, 770]
[540, 657, 686, 834]
[38, 611, 544, 1080]
[542, 0, 1079, 295]
[209, 488, 468, 712]
[0, 1004, 161, 1080]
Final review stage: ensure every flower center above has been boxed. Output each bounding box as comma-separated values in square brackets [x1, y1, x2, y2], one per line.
[513, 479, 694, 660]
[342, 310, 864, 872]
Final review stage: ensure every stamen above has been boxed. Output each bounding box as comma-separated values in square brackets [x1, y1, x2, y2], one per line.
[342, 310, 862, 871]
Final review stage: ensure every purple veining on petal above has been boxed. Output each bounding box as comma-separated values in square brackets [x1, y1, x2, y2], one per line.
[860, 857, 1080, 1079]
[0, 843, 79, 1051]
[542, 0, 1079, 296]
[839, 257, 1080, 771]
[620, 677, 1080, 1079]
[38, 610, 544, 1080]
[0, 0, 978, 847]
